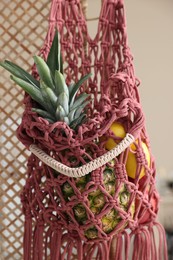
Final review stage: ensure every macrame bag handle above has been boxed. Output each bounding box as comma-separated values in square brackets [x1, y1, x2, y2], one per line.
[38, 0, 127, 59]
[29, 0, 144, 178]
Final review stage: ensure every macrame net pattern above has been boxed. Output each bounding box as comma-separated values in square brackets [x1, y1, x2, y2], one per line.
[17, 0, 167, 259]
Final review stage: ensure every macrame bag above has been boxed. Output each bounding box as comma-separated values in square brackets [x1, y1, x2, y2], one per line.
[17, 0, 168, 259]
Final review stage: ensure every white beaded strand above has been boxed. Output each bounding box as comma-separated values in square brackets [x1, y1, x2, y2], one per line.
[29, 133, 134, 178]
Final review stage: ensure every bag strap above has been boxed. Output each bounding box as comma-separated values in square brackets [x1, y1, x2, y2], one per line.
[29, 133, 134, 178]
[39, 0, 129, 62]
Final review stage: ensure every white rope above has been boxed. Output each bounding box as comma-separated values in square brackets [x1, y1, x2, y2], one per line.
[29, 133, 134, 178]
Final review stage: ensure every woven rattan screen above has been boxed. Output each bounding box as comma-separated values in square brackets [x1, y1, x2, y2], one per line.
[0, 1, 51, 258]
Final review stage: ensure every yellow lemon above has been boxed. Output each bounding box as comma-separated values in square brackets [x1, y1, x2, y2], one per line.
[126, 141, 150, 179]
[105, 122, 126, 150]
[104, 122, 150, 179]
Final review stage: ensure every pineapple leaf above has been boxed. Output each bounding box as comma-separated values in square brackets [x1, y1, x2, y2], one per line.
[70, 73, 92, 107]
[0, 60, 39, 88]
[57, 92, 69, 115]
[55, 105, 66, 121]
[60, 53, 63, 74]
[70, 93, 89, 110]
[54, 70, 69, 97]
[64, 116, 70, 125]
[34, 56, 54, 90]
[74, 101, 90, 119]
[68, 100, 89, 123]
[32, 108, 56, 122]
[69, 113, 86, 130]
[68, 83, 75, 96]
[68, 108, 76, 123]
[10, 75, 45, 107]
[46, 29, 63, 75]
[45, 87, 58, 111]
[40, 80, 57, 112]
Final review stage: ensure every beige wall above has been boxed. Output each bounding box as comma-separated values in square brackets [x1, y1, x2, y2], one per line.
[87, 0, 173, 175]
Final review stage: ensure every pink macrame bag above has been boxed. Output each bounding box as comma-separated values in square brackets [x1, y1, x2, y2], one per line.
[17, 0, 168, 259]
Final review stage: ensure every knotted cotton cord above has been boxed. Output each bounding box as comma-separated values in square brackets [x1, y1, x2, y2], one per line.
[17, 0, 168, 259]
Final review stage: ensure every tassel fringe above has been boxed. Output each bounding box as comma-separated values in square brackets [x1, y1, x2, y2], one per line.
[23, 221, 168, 260]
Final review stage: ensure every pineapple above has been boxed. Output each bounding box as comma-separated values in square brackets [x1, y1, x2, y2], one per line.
[0, 30, 91, 130]
[62, 159, 135, 239]
[0, 30, 134, 240]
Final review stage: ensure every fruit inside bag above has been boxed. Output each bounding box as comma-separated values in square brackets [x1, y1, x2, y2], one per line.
[0, 0, 168, 259]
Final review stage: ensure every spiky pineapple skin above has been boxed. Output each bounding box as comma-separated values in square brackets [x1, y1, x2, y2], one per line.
[61, 158, 134, 240]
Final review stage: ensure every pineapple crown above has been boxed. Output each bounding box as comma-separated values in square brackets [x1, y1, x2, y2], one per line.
[0, 30, 92, 130]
